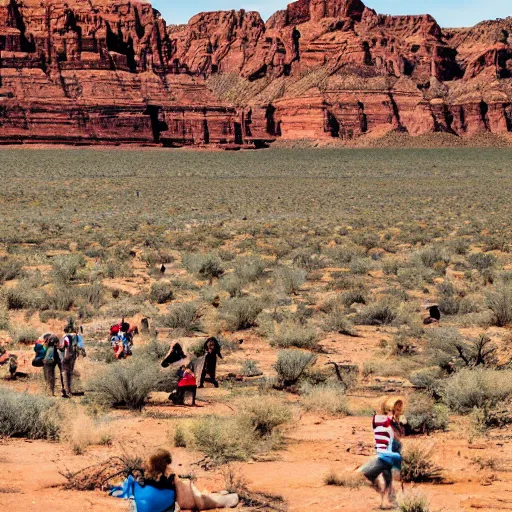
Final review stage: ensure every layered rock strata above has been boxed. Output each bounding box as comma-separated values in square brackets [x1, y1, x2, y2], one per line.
[0, 0, 511, 145]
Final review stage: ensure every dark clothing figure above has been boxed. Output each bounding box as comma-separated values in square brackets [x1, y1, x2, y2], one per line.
[429, 306, 441, 321]
[424, 305, 441, 325]
[199, 337, 222, 388]
[142, 475, 175, 491]
[161, 343, 186, 368]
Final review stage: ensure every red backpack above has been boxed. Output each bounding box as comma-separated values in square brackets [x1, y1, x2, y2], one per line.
[110, 324, 121, 336]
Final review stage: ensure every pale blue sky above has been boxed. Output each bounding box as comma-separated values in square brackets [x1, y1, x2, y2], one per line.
[153, 0, 510, 27]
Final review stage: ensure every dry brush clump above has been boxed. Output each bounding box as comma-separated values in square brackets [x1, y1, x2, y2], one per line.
[442, 368, 512, 414]
[180, 396, 292, 464]
[300, 383, 351, 416]
[0, 389, 61, 440]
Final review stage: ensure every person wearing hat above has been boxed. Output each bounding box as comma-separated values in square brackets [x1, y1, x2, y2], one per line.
[358, 396, 407, 509]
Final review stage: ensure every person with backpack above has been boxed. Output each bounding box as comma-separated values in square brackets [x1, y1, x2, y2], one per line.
[60, 326, 86, 397]
[42, 334, 68, 398]
[199, 337, 222, 388]
[358, 396, 406, 509]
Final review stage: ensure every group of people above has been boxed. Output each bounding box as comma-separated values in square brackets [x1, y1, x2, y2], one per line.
[33, 326, 86, 398]
[111, 448, 239, 511]
[359, 396, 407, 509]
[110, 318, 138, 359]
[165, 337, 223, 407]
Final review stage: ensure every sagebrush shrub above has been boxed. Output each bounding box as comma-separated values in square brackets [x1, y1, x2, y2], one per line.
[274, 349, 316, 386]
[52, 254, 86, 283]
[190, 416, 257, 463]
[301, 383, 351, 416]
[0, 389, 61, 440]
[240, 359, 263, 377]
[149, 281, 175, 304]
[0, 257, 23, 282]
[355, 301, 397, 326]
[407, 392, 449, 433]
[398, 490, 431, 512]
[234, 256, 266, 283]
[486, 285, 512, 327]
[271, 321, 318, 349]
[468, 252, 496, 272]
[159, 302, 200, 331]
[442, 369, 512, 413]
[401, 444, 442, 483]
[322, 307, 357, 336]
[221, 297, 263, 331]
[238, 396, 292, 437]
[91, 359, 161, 410]
[275, 266, 307, 295]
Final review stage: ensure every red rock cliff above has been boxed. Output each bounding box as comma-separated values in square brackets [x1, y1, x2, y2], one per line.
[0, 0, 511, 145]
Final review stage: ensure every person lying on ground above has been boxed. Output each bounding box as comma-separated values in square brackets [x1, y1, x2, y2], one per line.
[111, 449, 238, 511]
[111, 449, 176, 512]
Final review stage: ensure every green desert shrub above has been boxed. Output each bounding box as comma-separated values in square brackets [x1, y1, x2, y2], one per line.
[427, 328, 497, 370]
[275, 266, 307, 295]
[0, 257, 23, 282]
[322, 307, 357, 336]
[398, 490, 431, 512]
[43, 286, 76, 311]
[52, 254, 86, 283]
[0, 307, 9, 330]
[238, 396, 292, 437]
[397, 266, 435, 289]
[349, 257, 372, 275]
[221, 297, 264, 331]
[355, 300, 398, 326]
[472, 401, 512, 431]
[182, 253, 224, 283]
[401, 444, 443, 483]
[8, 325, 39, 344]
[233, 256, 266, 283]
[79, 281, 105, 308]
[408, 367, 444, 396]
[274, 349, 316, 387]
[271, 321, 318, 349]
[407, 392, 449, 433]
[149, 281, 175, 304]
[326, 244, 365, 265]
[221, 275, 244, 298]
[339, 288, 368, 307]
[468, 252, 496, 272]
[90, 359, 161, 410]
[413, 245, 450, 269]
[189, 416, 257, 463]
[442, 369, 512, 414]
[159, 302, 200, 331]
[485, 285, 512, 327]
[0, 389, 61, 440]
[240, 359, 263, 377]
[139, 339, 172, 361]
[300, 383, 351, 416]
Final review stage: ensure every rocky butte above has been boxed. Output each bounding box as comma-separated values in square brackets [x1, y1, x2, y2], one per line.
[0, 0, 511, 146]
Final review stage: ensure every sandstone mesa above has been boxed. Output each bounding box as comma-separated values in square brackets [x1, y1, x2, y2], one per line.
[0, 0, 511, 146]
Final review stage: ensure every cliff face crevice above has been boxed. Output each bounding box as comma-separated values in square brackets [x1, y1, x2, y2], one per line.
[0, 0, 511, 145]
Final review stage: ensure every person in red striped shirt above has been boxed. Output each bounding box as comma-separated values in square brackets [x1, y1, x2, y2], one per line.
[359, 396, 406, 509]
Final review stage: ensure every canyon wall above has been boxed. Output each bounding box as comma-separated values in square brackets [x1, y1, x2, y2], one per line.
[0, 0, 511, 146]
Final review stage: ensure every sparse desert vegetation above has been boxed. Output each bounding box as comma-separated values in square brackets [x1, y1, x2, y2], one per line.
[1, 147, 512, 511]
